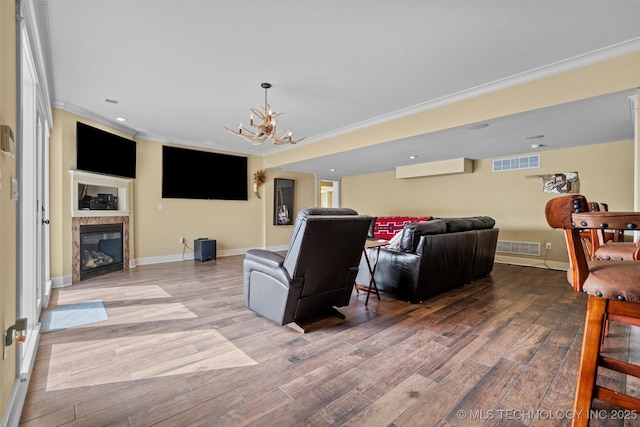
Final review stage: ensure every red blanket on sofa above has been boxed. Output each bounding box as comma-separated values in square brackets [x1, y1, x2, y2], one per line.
[373, 216, 431, 240]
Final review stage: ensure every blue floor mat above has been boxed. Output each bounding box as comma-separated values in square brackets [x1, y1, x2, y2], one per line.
[41, 300, 108, 332]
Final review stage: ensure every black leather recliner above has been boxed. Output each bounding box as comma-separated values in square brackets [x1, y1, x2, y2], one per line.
[243, 208, 372, 331]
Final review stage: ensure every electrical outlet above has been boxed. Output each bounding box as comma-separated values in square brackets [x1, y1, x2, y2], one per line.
[546, 242, 552, 250]
[179, 237, 184, 244]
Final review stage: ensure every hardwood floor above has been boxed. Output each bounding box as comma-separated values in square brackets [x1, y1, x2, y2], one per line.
[19, 258, 639, 426]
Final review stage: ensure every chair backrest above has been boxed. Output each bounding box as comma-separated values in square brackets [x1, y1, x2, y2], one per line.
[585, 200, 626, 243]
[545, 194, 640, 291]
[283, 208, 372, 317]
[545, 195, 591, 291]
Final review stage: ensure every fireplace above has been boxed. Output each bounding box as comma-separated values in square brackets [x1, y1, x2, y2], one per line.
[69, 171, 132, 285]
[79, 223, 124, 280]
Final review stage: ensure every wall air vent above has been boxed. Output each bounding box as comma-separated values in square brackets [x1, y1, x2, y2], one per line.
[493, 155, 540, 172]
[496, 240, 541, 256]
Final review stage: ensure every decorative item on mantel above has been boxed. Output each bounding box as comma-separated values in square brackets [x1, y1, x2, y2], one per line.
[253, 169, 267, 199]
[224, 83, 304, 146]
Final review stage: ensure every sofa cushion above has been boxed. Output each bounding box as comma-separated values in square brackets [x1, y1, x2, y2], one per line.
[386, 230, 404, 250]
[469, 216, 495, 230]
[483, 216, 496, 228]
[436, 216, 495, 232]
[444, 218, 473, 233]
[400, 220, 447, 253]
[373, 216, 431, 240]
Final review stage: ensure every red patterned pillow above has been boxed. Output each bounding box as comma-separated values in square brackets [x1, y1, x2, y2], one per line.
[373, 216, 431, 240]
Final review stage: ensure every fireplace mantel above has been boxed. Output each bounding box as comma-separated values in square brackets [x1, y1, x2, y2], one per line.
[70, 170, 132, 218]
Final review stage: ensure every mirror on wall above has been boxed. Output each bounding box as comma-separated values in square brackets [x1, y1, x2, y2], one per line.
[274, 178, 295, 225]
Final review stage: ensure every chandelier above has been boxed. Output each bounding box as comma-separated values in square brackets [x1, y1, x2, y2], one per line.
[225, 83, 304, 146]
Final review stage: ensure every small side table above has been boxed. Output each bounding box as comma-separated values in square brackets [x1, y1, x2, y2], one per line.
[361, 240, 388, 306]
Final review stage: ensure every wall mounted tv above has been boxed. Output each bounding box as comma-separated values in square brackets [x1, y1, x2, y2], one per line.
[162, 145, 248, 201]
[76, 122, 137, 179]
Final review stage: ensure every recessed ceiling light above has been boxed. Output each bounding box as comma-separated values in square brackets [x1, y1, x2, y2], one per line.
[116, 117, 127, 122]
[530, 143, 544, 149]
[409, 155, 418, 159]
[468, 123, 489, 130]
[329, 168, 336, 172]
[526, 134, 544, 140]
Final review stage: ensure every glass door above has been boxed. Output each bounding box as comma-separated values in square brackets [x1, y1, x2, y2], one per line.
[18, 15, 50, 375]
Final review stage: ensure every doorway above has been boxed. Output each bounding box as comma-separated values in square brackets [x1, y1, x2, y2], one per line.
[318, 180, 340, 208]
[17, 9, 51, 377]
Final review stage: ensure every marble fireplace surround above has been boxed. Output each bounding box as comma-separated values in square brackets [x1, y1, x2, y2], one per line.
[72, 216, 130, 283]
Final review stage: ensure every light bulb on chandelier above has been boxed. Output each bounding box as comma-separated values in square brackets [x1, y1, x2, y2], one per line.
[225, 83, 304, 146]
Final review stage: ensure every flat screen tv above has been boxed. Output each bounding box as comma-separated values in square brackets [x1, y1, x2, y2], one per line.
[162, 145, 248, 201]
[76, 122, 137, 179]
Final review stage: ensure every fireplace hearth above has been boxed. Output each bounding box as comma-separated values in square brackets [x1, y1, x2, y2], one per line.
[79, 223, 124, 280]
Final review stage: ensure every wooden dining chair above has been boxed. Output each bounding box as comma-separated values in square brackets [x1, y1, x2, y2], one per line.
[580, 201, 638, 261]
[545, 194, 640, 426]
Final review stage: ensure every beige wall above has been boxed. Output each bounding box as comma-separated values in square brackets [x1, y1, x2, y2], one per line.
[342, 140, 634, 266]
[49, 109, 137, 279]
[48, 109, 317, 280]
[132, 142, 314, 258]
[133, 139, 266, 258]
[134, 145, 315, 257]
[0, 0, 17, 414]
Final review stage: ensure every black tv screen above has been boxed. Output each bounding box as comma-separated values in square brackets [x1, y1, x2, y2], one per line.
[162, 145, 248, 201]
[76, 122, 137, 178]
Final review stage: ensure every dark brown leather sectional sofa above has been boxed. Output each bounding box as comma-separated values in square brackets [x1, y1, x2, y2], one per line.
[356, 216, 499, 303]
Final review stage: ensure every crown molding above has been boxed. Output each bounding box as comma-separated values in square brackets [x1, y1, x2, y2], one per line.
[297, 37, 640, 147]
[53, 38, 640, 157]
[53, 101, 264, 156]
[54, 101, 138, 136]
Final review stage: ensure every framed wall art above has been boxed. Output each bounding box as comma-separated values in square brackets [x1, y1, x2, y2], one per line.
[274, 178, 294, 225]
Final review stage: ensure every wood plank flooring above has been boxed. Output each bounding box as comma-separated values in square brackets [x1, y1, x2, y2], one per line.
[19, 258, 640, 426]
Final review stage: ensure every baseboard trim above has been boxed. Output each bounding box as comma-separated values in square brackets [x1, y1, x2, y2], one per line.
[1, 328, 41, 427]
[495, 255, 569, 271]
[1, 378, 23, 427]
[51, 274, 72, 288]
[135, 253, 194, 266]
[134, 246, 289, 266]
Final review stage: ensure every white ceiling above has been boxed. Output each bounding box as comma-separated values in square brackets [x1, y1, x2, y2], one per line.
[35, 0, 640, 179]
